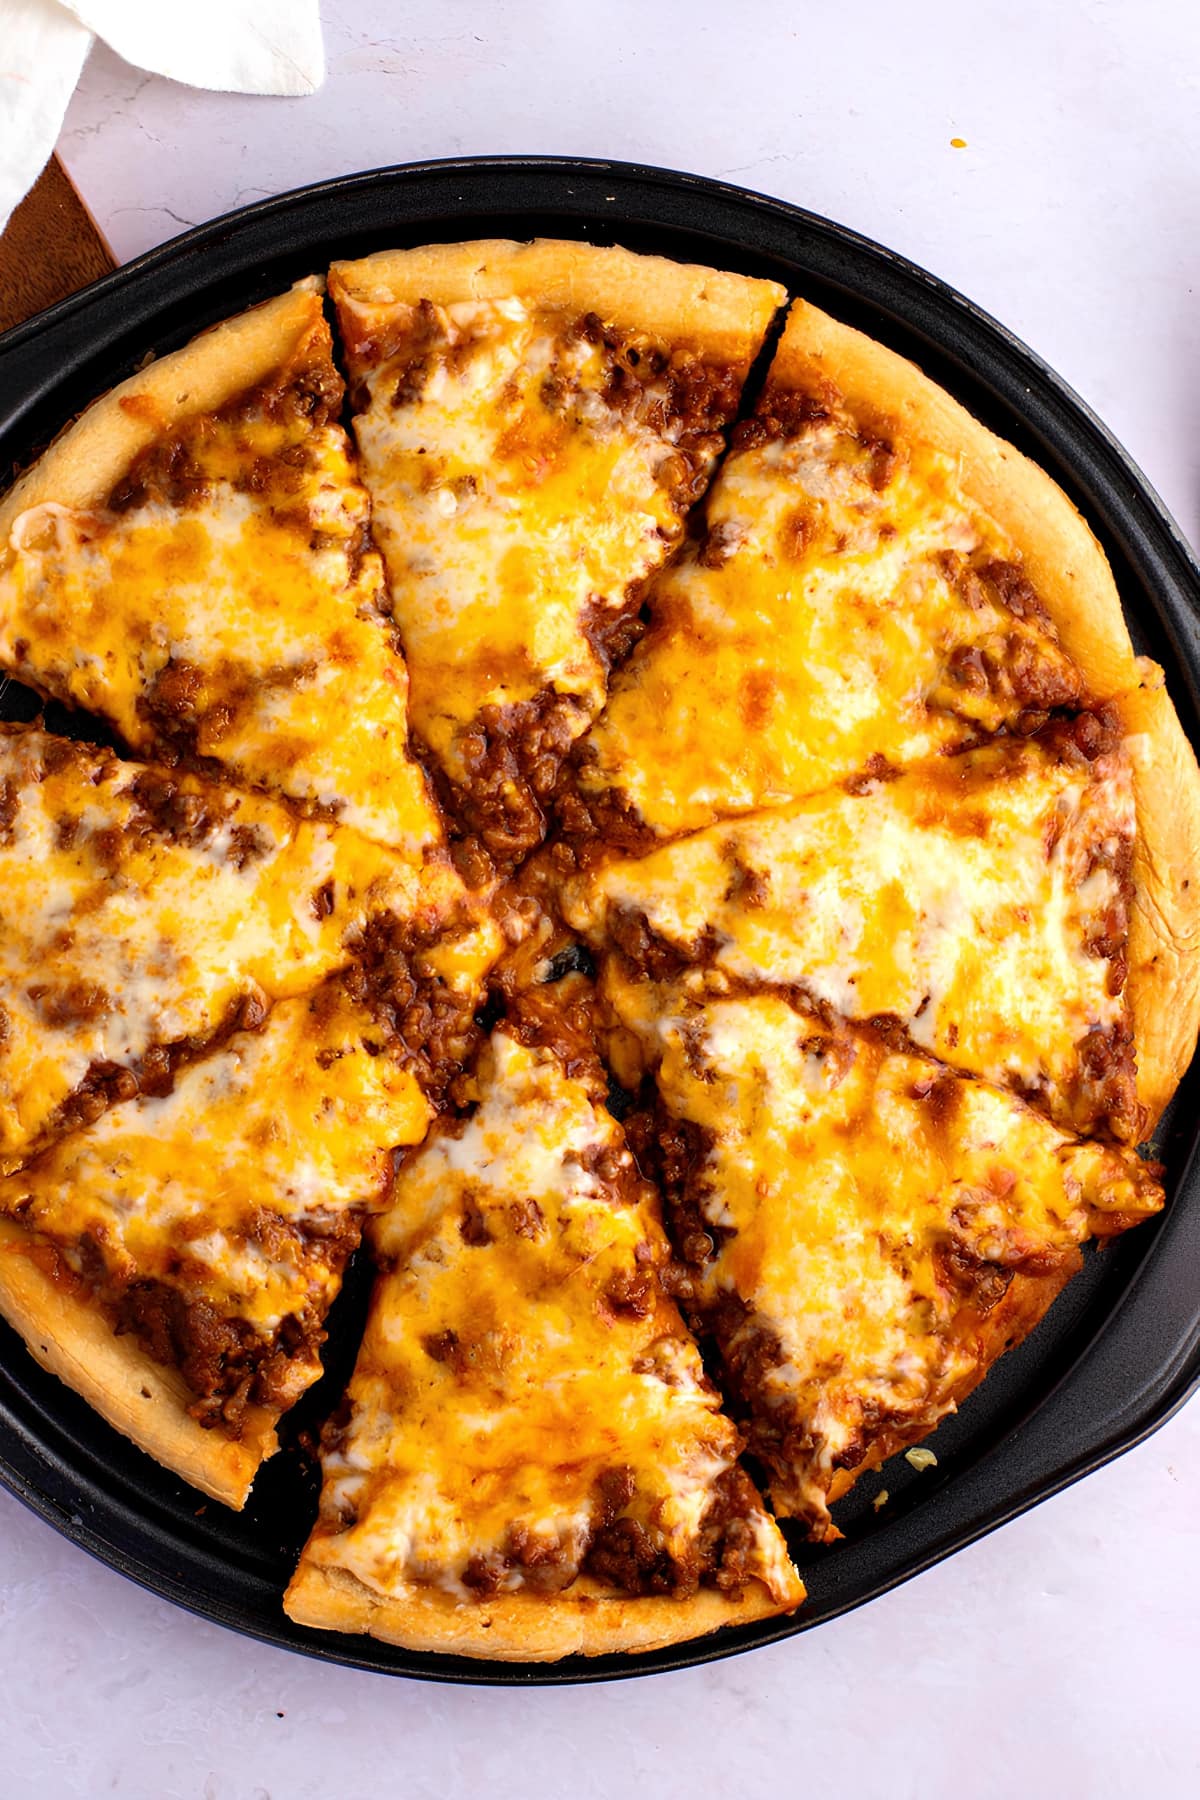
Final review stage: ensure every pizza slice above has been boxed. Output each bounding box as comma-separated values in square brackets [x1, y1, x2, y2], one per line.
[599, 977, 1164, 1542]
[0, 979, 436, 1508]
[564, 713, 1143, 1140]
[329, 240, 785, 868]
[568, 670, 1200, 1144]
[0, 726, 494, 1168]
[571, 293, 1143, 845]
[286, 1023, 803, 1660]
[0, 281, 442, 854]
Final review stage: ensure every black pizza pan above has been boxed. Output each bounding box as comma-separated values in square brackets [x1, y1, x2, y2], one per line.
[0, 157, 1197, 1686]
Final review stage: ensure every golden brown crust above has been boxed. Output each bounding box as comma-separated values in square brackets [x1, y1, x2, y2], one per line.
[1117, 665, 1200, 1129]
[329, 238, 786, 366]
[0, 1220, 278, 1508]
[769, 297, 1140, 700]
[0, 280, 325, 533]
[283, 1560, 799, 1661]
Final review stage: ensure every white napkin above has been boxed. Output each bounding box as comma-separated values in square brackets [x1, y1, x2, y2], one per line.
[0, 0, 324, 237]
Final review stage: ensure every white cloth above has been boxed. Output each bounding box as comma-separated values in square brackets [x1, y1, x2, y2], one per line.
[0, 0, 323, 235]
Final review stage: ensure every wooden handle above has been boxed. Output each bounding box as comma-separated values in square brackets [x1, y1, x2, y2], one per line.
[0, 155, 116, 335]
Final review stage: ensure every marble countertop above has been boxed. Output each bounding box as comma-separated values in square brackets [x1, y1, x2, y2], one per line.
[5, 2, 1200, 1792]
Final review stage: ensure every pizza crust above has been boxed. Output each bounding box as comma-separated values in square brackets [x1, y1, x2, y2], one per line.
[0, 1220, 278, 1509]
[283, 1560, 800, 1662]
[0, 280, 326, 533]
[1117, 666, 1200, 1129]
[769, 298, 1140, 701]
[330, 238, 786, 365]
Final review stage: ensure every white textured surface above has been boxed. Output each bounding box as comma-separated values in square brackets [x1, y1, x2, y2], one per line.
[4, 1404, 1200, 1797]
[3, 0, 1197, 1790]
[0, 0, 323, 235]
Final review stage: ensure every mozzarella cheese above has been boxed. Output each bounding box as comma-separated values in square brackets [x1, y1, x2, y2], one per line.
[578, 417, 1086, 839]
[336, 296, 730, 785]
[302, 1030, 800, 1605]
[0, 729, 467, 1166]
[0, 381, 443, 854]
[603, 981, 1163, 1536]
[0, 984, 430, 1394]
[565, 732, 1136, 1133]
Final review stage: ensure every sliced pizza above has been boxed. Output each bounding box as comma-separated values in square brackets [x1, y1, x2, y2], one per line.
[599, 977, 1164, 1541]
[571, 294, 1141, 845]
[0, 726, 491, 1168]
[0, 979, 434, 1508]
[329, 239, 785, 867]
[0, 238, 1194, 1665]
[286, 1024, 803, 1659]
[0, 281, 443, 854]
[563, 714, 1142, 1141]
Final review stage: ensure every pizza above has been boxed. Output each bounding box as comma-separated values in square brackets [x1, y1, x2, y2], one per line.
[569, 297, 1140, 845]
[594, 976, 1163, 1542]
[0, 235, 1197, 1665]
[0, 724, 483, 1169]
[0, 978, 437, 1506]
[0, 282, 442, 854]
[562, 713, 1142, 1140]
[285, 1020, 803, 1658]
[329, 242, 784, 869]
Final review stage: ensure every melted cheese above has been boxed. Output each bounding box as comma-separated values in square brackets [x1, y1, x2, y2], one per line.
[0, 729, 470, 1166]
[303, 1030, 798, 1604]
[579, 420, 1086, 839]
[566, 735, 1135, 1131]
[0, 985, 430, 1385]
[0, 407, 442, 854]
[605, 981, 1163, 1536]
[337, 297, 730, 784]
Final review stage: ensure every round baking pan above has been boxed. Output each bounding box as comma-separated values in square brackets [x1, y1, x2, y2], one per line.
[1, 157, 1198, 1685]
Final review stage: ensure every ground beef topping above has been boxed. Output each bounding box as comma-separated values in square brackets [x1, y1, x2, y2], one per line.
[731, 385, 835, 451]
[106, 355, 343, 516]
[36, 1201, 361, 1432]
[565, 310, 743, 476]
[46, 986, 269, 1139]
[432, 690, 588, 873]
[343, 912, 485, 1107]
